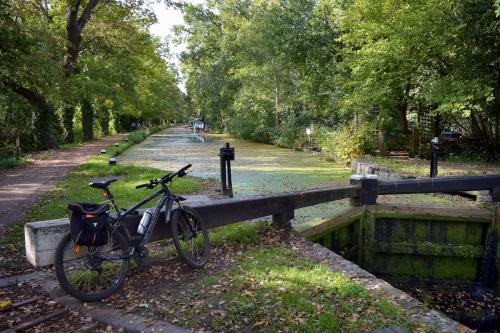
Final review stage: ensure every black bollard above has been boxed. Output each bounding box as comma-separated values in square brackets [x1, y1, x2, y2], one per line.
[219, 143, 235, 197]
[220, 148, 227, 195]
[429, 137, 439, 178]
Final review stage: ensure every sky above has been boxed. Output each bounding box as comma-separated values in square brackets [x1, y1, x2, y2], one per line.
[149, 1, 205, 61]
[149, 1, 205, 91]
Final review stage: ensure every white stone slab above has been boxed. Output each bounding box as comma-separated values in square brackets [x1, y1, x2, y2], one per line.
[25, 218, 68, 267]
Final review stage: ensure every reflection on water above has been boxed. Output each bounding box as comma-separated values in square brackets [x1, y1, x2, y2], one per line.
[190, 135, 213, 143]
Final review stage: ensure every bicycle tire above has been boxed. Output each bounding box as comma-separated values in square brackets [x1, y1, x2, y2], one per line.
[54, 230, 130, 302]
[171, 207, 209, 268]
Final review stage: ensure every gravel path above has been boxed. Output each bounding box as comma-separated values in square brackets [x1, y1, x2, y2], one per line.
[0, 135, 123, 231]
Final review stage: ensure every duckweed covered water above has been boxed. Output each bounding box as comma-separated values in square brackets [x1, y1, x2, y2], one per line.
[118, 128, 467, 223]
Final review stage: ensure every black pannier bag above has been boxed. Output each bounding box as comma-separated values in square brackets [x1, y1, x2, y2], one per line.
[68, 203, 110, 246]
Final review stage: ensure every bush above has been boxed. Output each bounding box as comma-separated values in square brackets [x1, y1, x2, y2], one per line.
[0, 157, 28, 171]
[320, 123, 375, 165]
[251, 126, 273, 143]
[226, 117, 257, 141]
[0, 143, 17, 159]
[226, 114, 274, 144]
[272, 118, 310, 149]
[273, 125, 302, 149]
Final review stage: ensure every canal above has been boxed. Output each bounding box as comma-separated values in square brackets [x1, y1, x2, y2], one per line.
[119, 127, 471, 222]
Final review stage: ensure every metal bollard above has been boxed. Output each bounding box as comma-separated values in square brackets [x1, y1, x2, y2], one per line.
[429, 137, 439, 178]
[219, 143, 235, 197]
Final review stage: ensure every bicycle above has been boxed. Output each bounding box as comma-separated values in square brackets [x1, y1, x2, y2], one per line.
[54, 164, 209, 301]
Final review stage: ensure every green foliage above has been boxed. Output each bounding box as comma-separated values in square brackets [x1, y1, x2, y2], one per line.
[0, 157, 28, 171]
[0, 1, 186, 154]
[178, 0, 499, 156]
[209, 221, 270, 247]
[177, 0, 345, 144]
[273, 123, 306, 149]
[341, 0, 499, 150]
[320, 124, 375, 164]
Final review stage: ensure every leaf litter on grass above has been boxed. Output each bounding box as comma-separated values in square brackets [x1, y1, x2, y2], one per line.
[103, 224, 415, 333]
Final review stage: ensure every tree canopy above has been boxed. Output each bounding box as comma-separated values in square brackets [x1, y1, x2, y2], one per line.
[0, 0, 185, 153]
[176, 0, 499, 156]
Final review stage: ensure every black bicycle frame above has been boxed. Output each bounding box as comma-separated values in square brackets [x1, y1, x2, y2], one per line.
[110, 183, 181, 247]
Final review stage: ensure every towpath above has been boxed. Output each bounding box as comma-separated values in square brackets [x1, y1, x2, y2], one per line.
[0, 135, 122, 232]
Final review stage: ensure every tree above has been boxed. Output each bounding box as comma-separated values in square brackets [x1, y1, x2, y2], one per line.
[341, 0, 499, 151]
[177, 0, 345, 144]
[1, 0, 185, 153]
[0, 2, 61, 149]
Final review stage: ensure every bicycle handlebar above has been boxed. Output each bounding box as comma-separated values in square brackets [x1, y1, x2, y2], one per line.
[135, 164, 192, 190]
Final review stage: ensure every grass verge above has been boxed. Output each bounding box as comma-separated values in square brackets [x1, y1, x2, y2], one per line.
[163, 247, 414, 332]
[0, 157, 29, 171]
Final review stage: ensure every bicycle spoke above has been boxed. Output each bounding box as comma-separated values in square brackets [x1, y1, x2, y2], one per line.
[58, 231, 129, 300]
[172, 209, 209, 268]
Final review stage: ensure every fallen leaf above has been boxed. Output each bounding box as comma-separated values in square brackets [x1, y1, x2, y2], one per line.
[0, 299, 12, 309]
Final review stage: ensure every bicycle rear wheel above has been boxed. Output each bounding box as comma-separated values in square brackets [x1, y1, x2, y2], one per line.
[171, 208, 209, 268]
[54, 229, 130, 302]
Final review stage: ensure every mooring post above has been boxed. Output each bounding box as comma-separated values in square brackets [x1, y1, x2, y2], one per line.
[219, 142, 235, 197]
[219, 146, 227, 196]
[225, 143, 234, 198]
[362, 174, 378, 205]
[350, 174, 378, 206]
[429, 137, 439, 177]
[350, 175, 363, 206]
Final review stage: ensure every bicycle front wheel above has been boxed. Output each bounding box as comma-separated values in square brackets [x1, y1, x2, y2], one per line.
[171, 208, 209, 268]
[54, 229, 130, 302]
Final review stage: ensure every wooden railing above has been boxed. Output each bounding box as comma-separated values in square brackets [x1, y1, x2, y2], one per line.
[24, 172, 500, 266]
[136, 173, 500, 241]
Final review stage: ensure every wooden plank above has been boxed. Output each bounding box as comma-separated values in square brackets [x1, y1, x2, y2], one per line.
[134, 185, 360, 242]
[378, 174, 500, 195]
[373, 241, 483, 258]
[0, 296, 43, 313]
[187, 185, 360, 228]
[0, 310, 66, 333]
[298, 206, 364, 238]
[365, 204, 492, 223]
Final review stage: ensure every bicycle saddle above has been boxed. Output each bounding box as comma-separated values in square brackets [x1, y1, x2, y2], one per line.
[68, 203, 110, 214]
[89, 178, 118, 189]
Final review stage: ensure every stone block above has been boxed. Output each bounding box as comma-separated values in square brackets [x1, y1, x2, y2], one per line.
[25, 219, 68, 267]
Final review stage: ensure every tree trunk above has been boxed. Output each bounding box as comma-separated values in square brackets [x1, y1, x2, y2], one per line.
[395, 103, 408, 132]
[494, 69, 500, 154]
[5, 82, 57, 150]
[98, 107, 110, 136]
[274, 79, 279, 127]
[81, 99, 94, 141]
[31, 101, 58, 150]
[61, 0, 101, 142]
[62, 106, 75, 143]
